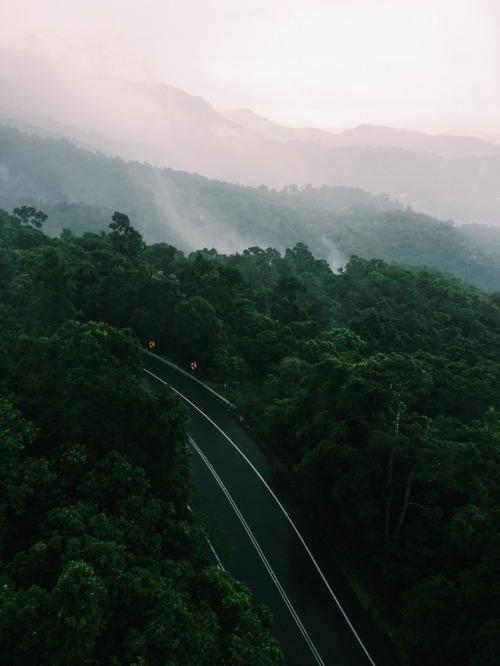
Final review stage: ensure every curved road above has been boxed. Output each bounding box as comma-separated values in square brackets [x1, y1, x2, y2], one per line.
[143, 351, 401, 666]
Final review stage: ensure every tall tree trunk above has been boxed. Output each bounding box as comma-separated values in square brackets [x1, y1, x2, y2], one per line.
[384, 449, 394, 540]
[395, 463, 417, 538]
[384, 400, 402, 541]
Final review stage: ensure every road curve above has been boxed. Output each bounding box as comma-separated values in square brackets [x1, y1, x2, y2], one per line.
[142, 351, 401, 666]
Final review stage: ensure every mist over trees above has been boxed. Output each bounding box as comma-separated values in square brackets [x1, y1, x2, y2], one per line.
[2, 203, 500, 663]
[3, 124, 500, 293]
[2, 75, 500, 224]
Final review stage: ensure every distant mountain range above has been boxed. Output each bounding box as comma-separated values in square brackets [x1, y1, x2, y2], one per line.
[1, 77, 500, 225]
[3, 122, 500, 293]
[222, 109, 500, 159]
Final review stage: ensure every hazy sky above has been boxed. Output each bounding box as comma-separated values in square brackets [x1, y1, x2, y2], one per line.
[2, 0, 499, 133]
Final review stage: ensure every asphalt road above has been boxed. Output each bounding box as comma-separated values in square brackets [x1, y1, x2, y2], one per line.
[142, 351, 401, 666]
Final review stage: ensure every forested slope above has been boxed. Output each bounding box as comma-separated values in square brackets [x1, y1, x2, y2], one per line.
[3, 124, 500, 292]
[0, 208, 282, 665]
[2, 204, 500, 664]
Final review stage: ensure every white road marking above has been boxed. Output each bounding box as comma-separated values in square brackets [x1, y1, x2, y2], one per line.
[189, 436, 325, 666]
[187, 503, 225, 571]
[144, 367, 377, 666]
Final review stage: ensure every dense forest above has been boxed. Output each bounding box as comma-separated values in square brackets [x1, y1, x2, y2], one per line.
[0, 208, 282, 664]
[2, 204, 500, 664]
[4, 125, 500, 293]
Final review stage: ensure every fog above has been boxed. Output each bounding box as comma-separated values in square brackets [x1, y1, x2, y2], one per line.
[2, 0, 499, 135]
[1, 0, 500, 242]
[148, 169, 275, 255]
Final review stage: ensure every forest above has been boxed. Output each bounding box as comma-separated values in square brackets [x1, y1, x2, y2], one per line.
[4, 125, 500, 293]
[0, 208, 282, 664]
[2, 204, 500, 664]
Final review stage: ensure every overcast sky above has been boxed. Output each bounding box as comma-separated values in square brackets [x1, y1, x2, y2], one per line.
[2, 0, 499, 134]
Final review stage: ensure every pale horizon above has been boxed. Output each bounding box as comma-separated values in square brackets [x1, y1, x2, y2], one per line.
[1, 0, 499, 137]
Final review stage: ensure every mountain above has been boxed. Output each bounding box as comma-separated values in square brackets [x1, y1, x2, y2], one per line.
[448, 129, 500, 148]
[3, 124, 500, 292]
[222, 112, 500, 160]
[324, 124, 500, 159]
[0, 123, 397, 255]
[2, 60, 500, 225]
[221, 108, 335, 143]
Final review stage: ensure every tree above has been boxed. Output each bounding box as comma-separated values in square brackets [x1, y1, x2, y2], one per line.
[471, 619, 500, 666]
[174, 296, 223, 368]
[29, 246, 77, 334]
[0, 397, 37, 555]
[45, 560, 108, 665]
[12, 206, 47, 229]
[401, 575, 467, 664]
[109, 211, 145, 259]
[194, 566, 283, 665]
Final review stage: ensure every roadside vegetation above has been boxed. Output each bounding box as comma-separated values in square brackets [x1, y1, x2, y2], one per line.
[2, 204, 500, 664]
[0, 207, 282, 665]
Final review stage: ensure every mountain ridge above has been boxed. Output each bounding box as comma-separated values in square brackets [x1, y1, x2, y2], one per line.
[1, 75, 500, 224]
[221, 109, 500, 160]
[3, 123, 500, 293]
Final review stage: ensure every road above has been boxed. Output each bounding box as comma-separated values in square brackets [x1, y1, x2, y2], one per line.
[142, 351, 401, 666]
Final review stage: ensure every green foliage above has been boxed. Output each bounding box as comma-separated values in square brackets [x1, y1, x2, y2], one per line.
[4, 124, 500, 291]
[109, 211, 145, 259]
[0, 212, 283, 664]
[13, 205, 48, 229]
[401, 575, 467, 663]
[4, 196, 500, 663]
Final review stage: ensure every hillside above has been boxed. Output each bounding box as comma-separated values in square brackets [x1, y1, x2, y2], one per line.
[2, 124, 500, 292]
[0, 209, 284, 665]
[223, 112, 500, 160]
[1, 75, 500, 224]
[3, 206, 500, 664]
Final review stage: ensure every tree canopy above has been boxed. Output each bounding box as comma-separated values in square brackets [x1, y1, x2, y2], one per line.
[0, 208, 282, 664]
[3, 202, 500, 664]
